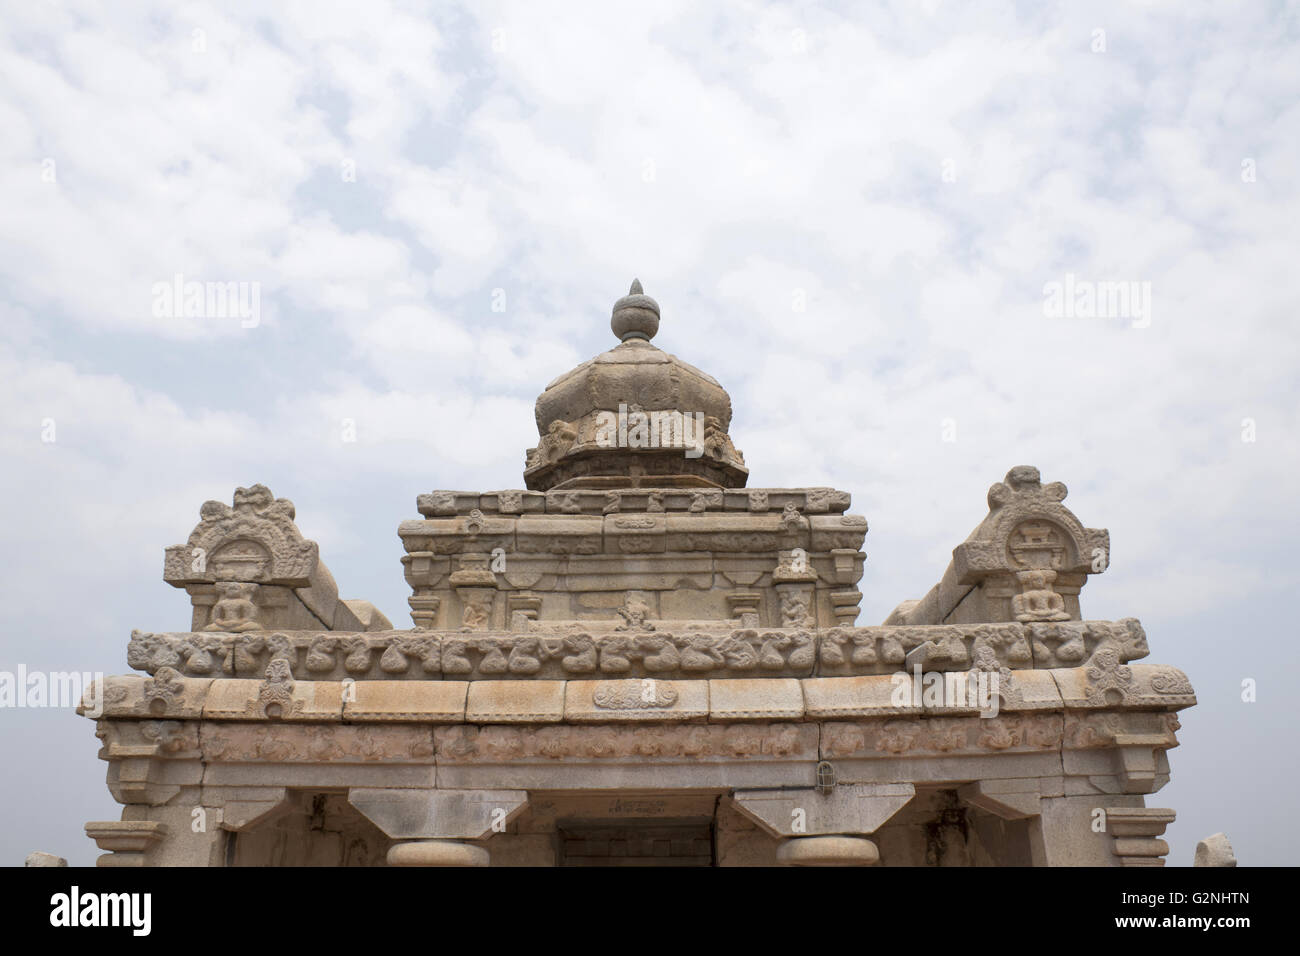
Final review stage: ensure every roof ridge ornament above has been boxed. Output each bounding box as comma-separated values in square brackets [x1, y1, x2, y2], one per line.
[611, 277, 660, 342]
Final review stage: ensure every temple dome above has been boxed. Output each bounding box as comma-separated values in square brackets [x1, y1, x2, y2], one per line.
[524, 280, 748, 491]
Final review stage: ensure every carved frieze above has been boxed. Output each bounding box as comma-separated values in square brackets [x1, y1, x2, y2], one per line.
[202, 724, 436, 762]
[433, 723, 817, 761]
[124, 619, 1167, 684]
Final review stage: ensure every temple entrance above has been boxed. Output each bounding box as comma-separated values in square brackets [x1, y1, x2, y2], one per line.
[557, 818, 715, 867]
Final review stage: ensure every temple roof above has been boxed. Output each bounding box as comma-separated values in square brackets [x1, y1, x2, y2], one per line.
[524, 280, 748, 491]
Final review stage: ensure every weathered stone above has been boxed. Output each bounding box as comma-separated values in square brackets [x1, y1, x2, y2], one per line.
[708, 679, 804, 720]
[24, 851, 67, 867]
[1193, 832, 1237, 867]
[465, 681, 565, 722]
[802, 675, 919, 718]
[343, 681, 467, 721]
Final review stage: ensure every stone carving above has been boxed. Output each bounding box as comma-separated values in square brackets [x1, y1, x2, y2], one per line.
[819, 715, 1064, 758]
[460, 592, 493, 629]
[164, 485, 316, 586]
[1150, 670, 1195, 696]
[778, 591, 811, 627]
[616, 593, 655, 631]
[1064, 711, 1181, 750]
[528, 419, 578, 470]
[252, 658, 302, 719]
[163, 485, 389, 633]
[203, 724, 435, 762]
[142, 667, 186, 716]
[780, 502, 806, 532]
[592, 679, 679, 709]
[1084, 641, 1134, 706]
[887, 466, 1109, 626]
[121, 619, 1166, 684]
[435, 723, 814, 761]
[206, 581, 263, 631]
[1011, 569, 1070, 622]
[464, 509, 488, 536]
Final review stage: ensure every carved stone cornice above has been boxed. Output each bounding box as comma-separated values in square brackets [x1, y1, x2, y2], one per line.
[119, 618, 1166, 683]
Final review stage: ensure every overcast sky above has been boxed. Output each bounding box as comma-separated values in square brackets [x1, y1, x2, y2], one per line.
[1, 0, 1296, 866]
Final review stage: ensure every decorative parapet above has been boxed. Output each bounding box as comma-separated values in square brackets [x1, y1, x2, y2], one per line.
[162, 485, 390, 633]
[119, 618, 1159, 683]
[887, 466, 1109, 626]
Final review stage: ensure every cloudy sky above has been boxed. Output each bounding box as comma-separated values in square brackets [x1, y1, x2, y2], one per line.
[1, 0, 1296, 866]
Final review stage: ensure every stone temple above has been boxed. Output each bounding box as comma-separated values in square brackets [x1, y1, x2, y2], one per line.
[79, 281, 1197, 867]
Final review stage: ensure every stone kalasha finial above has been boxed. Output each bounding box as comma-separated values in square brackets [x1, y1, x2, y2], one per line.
[611, 278, 660, 342]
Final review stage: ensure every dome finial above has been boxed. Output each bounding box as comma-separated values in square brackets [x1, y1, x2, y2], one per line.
[611, 278, 660, 342]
